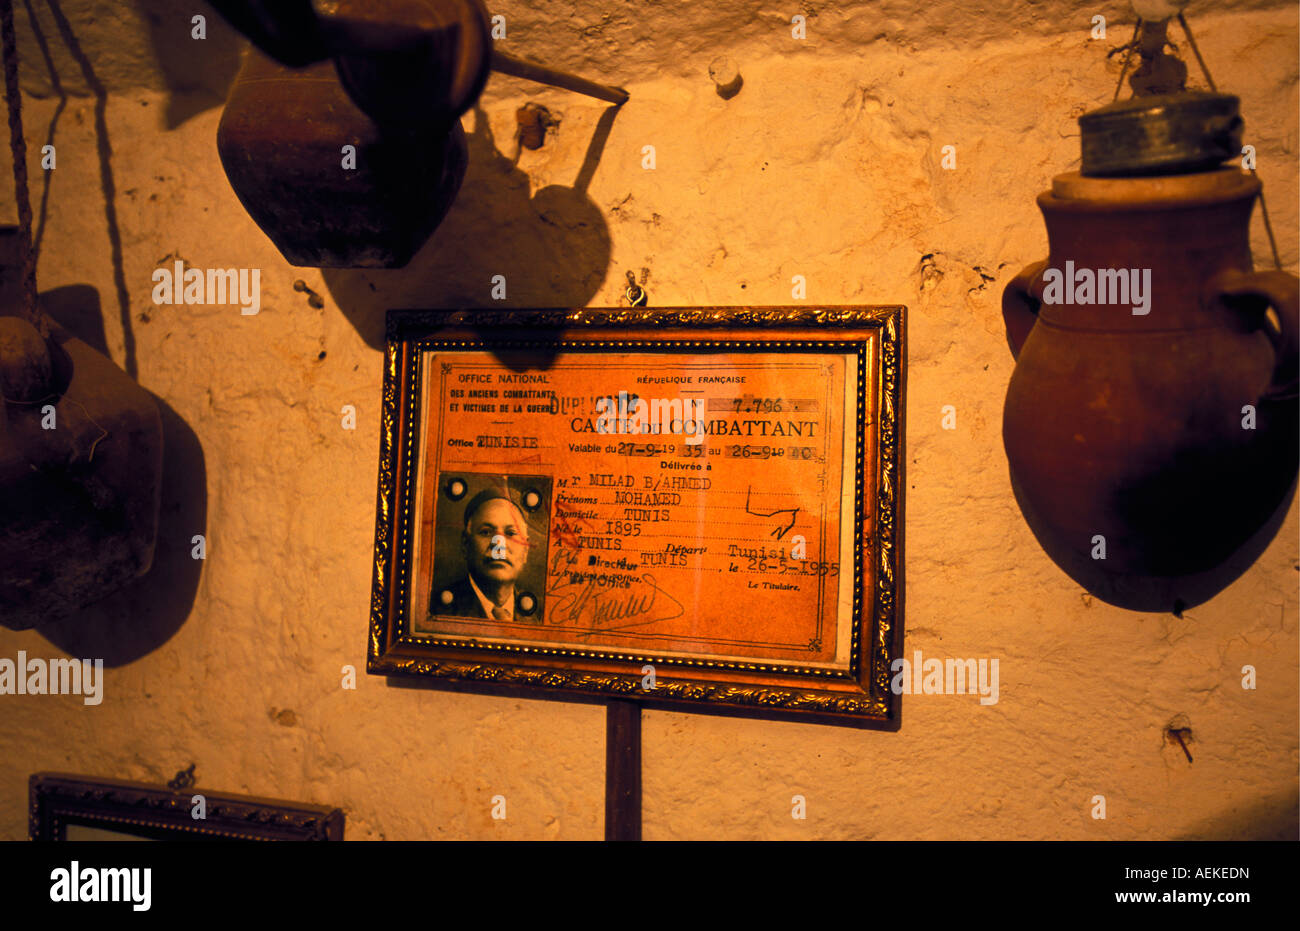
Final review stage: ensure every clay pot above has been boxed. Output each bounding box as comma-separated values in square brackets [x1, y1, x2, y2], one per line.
[209, 0, 492, 125]
[216, 48, 468, 268]
[1002, 168, 1298, 609]
[1, 316, 163, 630]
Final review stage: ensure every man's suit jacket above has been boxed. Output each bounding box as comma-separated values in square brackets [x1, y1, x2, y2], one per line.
[434, 576, 538, 623]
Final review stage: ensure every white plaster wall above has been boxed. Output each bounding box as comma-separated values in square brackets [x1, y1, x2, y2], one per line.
[0, 0, 1296, 839]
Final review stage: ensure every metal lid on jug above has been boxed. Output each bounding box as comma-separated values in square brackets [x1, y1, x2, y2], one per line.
[1079, 91, 1242, 177]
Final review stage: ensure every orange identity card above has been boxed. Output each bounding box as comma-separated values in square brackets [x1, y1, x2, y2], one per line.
[408, 348, 863, 670]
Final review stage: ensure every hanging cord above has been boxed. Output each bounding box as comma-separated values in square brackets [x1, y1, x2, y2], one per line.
[1175, 12, 1216, 92]
[1175, 11, 1282, 271]
[1112, 19, 1141, 102]
[0, 0, 110, 464]
[1, 0, 45, 335]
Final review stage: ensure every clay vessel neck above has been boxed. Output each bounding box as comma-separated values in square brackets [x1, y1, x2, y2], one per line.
[1035, 168, 1259, 332]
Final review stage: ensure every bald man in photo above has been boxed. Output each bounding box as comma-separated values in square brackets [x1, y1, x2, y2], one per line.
[434, 489, 538, 622]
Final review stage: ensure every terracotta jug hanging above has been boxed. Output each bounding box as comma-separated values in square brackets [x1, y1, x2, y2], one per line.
[1001, 167, 1298, 609]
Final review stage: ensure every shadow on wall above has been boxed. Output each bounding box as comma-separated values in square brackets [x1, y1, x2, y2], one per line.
[135, 0, 243, 129]
[321, 102, 621, 349]
[1175, 790, 1300, 841]
[36, 286, 206, 667]
[32, 0, 187, 381]
[23, 1, 241, 134]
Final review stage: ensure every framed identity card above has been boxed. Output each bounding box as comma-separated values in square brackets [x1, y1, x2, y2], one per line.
[368, 306, 905, 728]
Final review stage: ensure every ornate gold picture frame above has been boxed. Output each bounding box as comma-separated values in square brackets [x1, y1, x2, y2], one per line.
[29, 773, 344, 841]
[369, 307, 905, 728]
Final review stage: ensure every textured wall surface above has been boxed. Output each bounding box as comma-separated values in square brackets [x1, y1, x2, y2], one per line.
[1, 0, 1297, 840]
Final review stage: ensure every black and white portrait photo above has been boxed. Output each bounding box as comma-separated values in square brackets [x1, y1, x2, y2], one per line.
[427, 473, 550, 625]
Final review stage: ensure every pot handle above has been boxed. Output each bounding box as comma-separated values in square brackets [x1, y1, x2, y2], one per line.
[1001, 260, 1049, 360]
[1208, 268, 1299, 402]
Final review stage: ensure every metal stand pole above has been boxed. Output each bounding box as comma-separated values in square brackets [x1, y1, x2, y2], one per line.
[604, 699, 641, 841]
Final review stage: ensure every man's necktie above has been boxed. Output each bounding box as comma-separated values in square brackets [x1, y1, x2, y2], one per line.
[491, 604, 510, 620]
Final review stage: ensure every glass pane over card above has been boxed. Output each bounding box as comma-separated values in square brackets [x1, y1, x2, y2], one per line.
[407, 347, 865, 670]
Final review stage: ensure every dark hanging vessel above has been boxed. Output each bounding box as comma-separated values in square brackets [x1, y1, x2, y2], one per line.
[213, 0, 491, 268]
[216, 49, 471, 268]
[1001, 76, 1298, 610]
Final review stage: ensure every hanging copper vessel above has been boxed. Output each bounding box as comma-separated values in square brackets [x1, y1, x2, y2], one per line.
[0, 316, 165, 630]
[212, 0, 628, 270]
[1, 0, 163, 630]
[1, 229, 164, 631]
[216, 48, 469, 269]
[212, 0, 489, 268]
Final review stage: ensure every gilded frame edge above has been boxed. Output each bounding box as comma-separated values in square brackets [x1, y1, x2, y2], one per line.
[29, 773, 345, 841]
[367, 305, 906, 729]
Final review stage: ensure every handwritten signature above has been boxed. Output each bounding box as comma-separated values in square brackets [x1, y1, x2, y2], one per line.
[546, 552, 685, 638]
